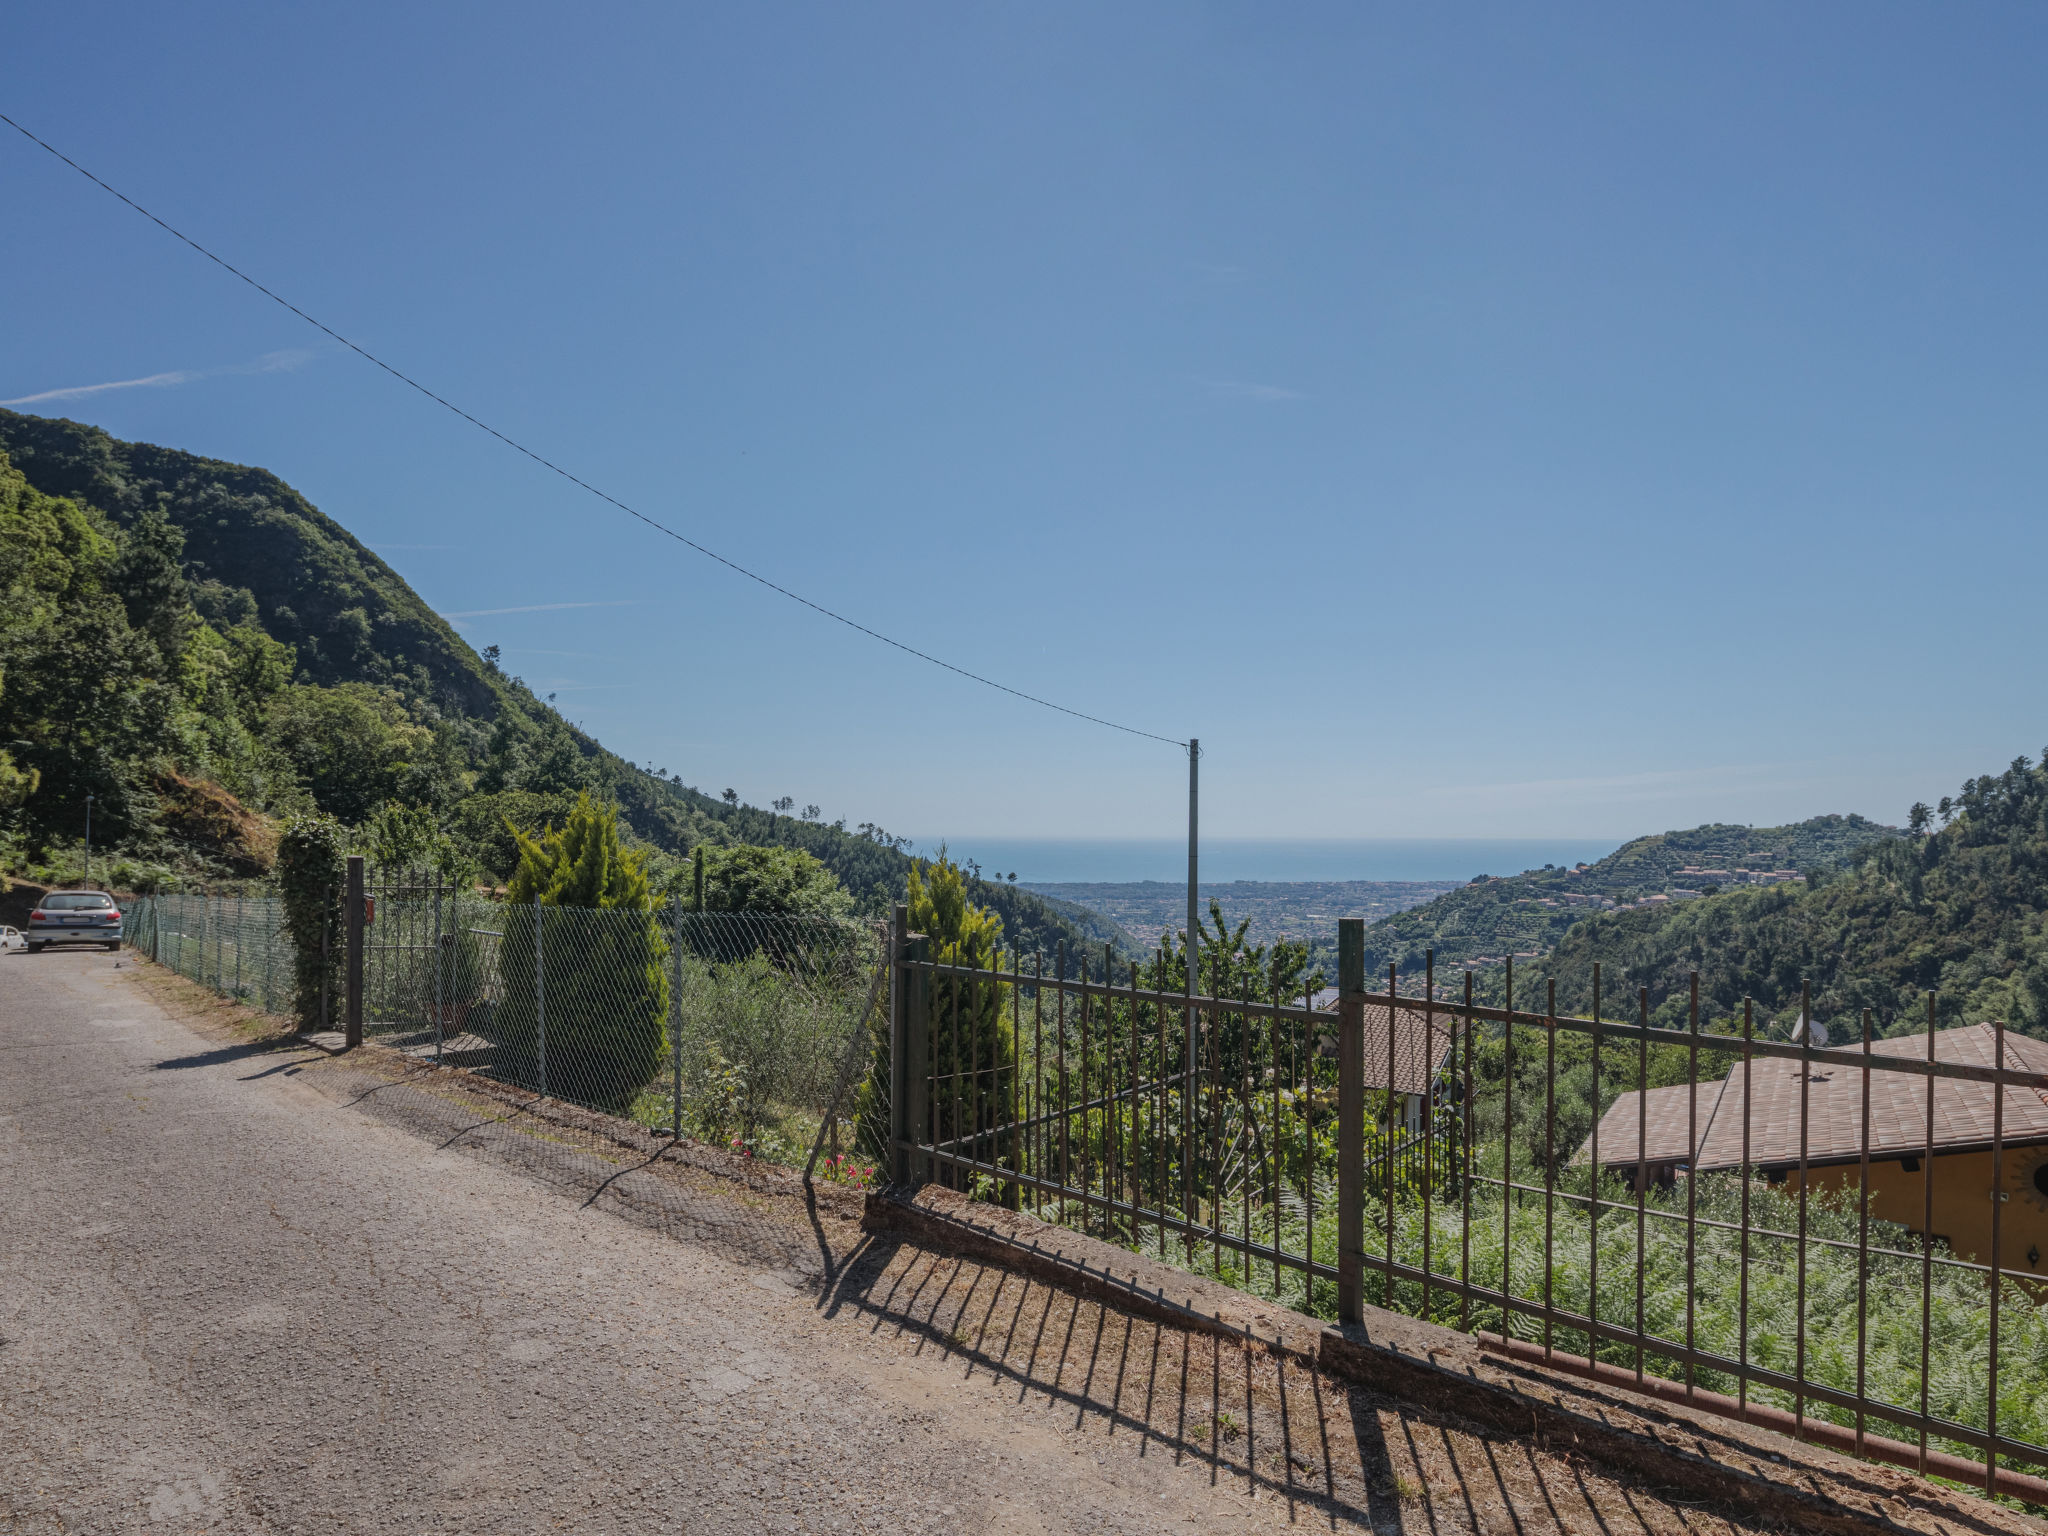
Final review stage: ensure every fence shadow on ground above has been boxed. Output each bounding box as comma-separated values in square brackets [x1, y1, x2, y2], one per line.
[817, 1231, 1772, 1535]
[292, 1044, 1781, 1535]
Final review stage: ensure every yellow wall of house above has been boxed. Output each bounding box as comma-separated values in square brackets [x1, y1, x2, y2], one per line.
[1788, 1148, 2048, 1277]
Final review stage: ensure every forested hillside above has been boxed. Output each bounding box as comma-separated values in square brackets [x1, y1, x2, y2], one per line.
[1508, 755, 2048, 1039]
[1360, 815, 1898, 976]
[0, 411, 1116, 955]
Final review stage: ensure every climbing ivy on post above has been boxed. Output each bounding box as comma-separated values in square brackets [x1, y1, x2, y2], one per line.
[277, 813, 348, 1028]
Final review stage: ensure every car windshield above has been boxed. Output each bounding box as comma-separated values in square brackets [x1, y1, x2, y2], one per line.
[43, 893, 114, 910]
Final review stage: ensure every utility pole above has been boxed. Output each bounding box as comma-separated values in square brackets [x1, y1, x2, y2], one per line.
[84, 793, 94, 889]
[1184, 738, 1199, 1211]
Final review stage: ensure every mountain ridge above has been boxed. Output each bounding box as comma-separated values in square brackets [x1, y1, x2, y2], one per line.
[0, 410, 1120, 957]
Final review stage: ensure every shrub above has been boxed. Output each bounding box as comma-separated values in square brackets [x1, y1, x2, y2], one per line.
[489, 793, 669, 1112]
[276, 813, 346, 1027]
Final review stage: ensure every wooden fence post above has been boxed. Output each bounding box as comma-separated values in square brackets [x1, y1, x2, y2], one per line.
[1338, 917, 1365, 1326]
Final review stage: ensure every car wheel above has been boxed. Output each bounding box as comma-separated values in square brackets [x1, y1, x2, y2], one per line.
[28, 943, 45, 953]
[106, 941, 121, 952]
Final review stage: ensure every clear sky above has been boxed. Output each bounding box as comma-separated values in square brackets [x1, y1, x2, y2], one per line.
[5, 5, 2045, 844]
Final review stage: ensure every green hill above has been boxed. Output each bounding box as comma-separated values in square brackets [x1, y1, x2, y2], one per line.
[1360, 815, 1899, 978]
[1519, 756, 2048, 1038]
[0, 410, 1117, 958]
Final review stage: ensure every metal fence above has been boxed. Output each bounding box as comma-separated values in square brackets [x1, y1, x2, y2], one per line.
[126, 893, 293, 1014]
[890, 914, 2048, 1500]
[354, 866, 886, 1173]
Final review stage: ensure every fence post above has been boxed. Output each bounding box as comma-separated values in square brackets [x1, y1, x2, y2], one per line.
[1337, 917, 1365, 1326]
[534, 900, 547, 1099]
[344, 856, 365, 1049]
[432, 874, 445, 1062]
[889, 905, 911, 1182]
[670, 894, 684, 1140]
[320, 884, 332, 1033]
[908, 934, 930, 1182]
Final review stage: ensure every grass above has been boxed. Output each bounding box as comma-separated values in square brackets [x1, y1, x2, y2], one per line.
[1031, 1164, 2048, 1476]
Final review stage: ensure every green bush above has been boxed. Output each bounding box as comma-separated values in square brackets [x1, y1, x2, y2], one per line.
[275, 813, 346, 1027]
[489, 794, 669, 1112]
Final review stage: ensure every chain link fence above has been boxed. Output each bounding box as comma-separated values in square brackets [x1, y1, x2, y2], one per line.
[352, 872, 886, 1177]
[126, 894, 294, 1015]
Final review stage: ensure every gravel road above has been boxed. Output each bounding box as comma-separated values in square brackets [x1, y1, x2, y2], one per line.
[3, 951, 1786, 1536]
[4, 950, 1308, 1535]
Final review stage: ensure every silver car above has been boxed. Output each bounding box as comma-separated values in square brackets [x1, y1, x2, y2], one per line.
[28, 891, 123, 951]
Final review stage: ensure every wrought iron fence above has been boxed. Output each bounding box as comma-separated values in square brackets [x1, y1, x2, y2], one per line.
[890, 914, 2048, 1500]
[126, 893, 293, 1014]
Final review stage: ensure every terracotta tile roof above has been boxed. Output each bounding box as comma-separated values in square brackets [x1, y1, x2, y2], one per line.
[1569, 1080, 1728, 1167]
[1360, 1003, 1455, 1096]
[1315, 997, 1455, 1095]
[1573, 1024, 2048, 1172]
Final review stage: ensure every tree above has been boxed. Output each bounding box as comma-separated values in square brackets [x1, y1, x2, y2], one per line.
[514, 724, 589, 798]
[1908, 802, 1932, 836]
[908, 851, 1017, 1201]
[265, 683, 432, 823]
[107, 504, 196, 668]
[688, 843, 851, 916]
[492, 793, 670, 1112]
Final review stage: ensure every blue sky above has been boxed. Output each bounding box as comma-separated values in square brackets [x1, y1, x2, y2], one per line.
[4, 4, 2046, 843]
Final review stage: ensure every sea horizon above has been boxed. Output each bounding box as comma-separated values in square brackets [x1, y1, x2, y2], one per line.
[906, 836, 1625, 885]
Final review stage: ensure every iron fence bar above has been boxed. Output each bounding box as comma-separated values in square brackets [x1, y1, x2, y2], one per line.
[1544, 977, 1557, 1360]
[914, 957, 2048, 1091]
[1795, 977, 1812, 1433]
[1130, 957, 1143, 1248]
[1422, 949, 1436, 1320]
[1196, 966, 1212, 1277]
[1012, 947, 1024, 1208]
[1156, 955, 1168, 1258]
[1240, 975, 1253, 1276]
[914, 1136, 1333, 1276]
[1460, 970, 1474, 1335]
[1503, 956, 1516, 1340]
[1384, 962, 1398, 1309]
[1270, 972, 1283, 1292]
[1857, 1008, 1872, 1459]
[1078, 955, 1091, 1228]
[1635, 986, 1649, 1384]
[1739, 998, 1753, 1412]
[1685, 973, 1700, 1402]
[1989, 1016, 2007, 1495]
[1467, 1175, 2010, 1274]
[1572, 966, 1589, 1368]
[1920, 992, 1936, 1475]
[1057, 941, 1069, 1198]
[1034, 951, 1044, 1219]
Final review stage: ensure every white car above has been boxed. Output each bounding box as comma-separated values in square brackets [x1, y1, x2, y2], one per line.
[0, 926, 23, 953]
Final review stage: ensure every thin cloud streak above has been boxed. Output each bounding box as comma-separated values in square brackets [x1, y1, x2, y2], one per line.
[1, 348, 314, 408]
[440, 600, 640, 619]
[2, 370, 197, 406]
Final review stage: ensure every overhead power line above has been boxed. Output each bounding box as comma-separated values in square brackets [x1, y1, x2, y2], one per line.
[0, 111, 1185, 749]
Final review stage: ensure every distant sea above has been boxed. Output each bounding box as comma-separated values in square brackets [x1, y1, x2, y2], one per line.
[908, 837, 1623, 884]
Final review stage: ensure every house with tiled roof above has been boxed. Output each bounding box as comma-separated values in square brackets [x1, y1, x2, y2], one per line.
[1575, 1023, 2048, 1274]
